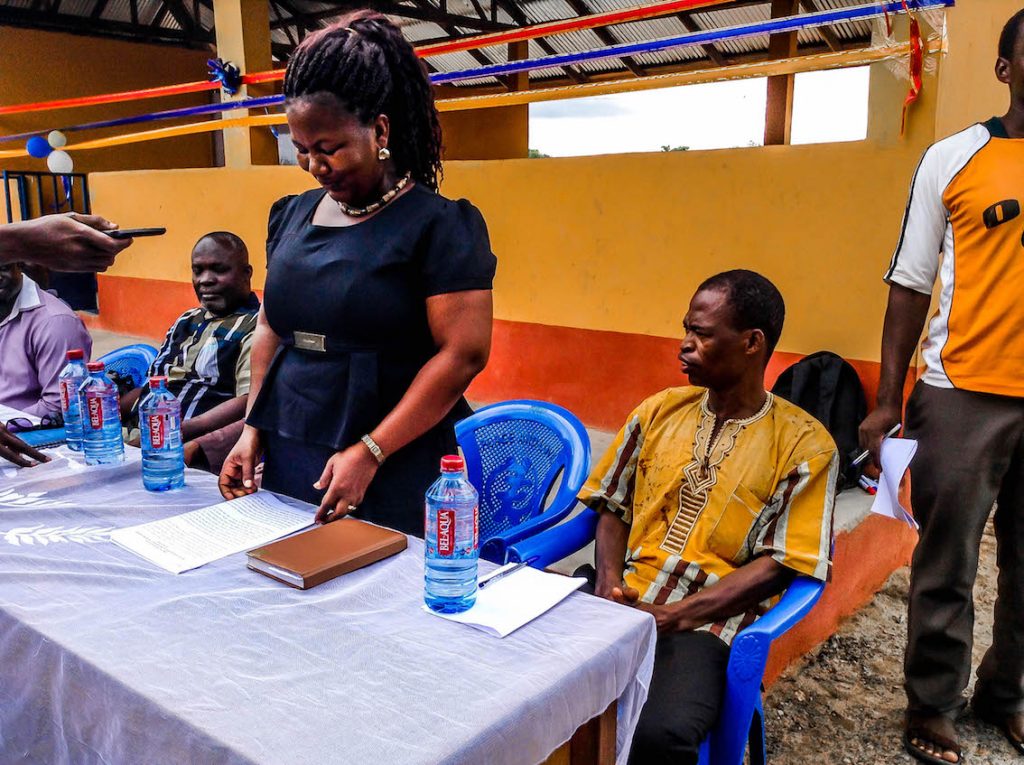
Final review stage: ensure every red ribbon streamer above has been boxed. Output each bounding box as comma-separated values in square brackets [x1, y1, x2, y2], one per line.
[417, 0, 733, 57]
[0, 80, 222, 117]
[0, 0, 728, 117]
[900, 4, 924, 135]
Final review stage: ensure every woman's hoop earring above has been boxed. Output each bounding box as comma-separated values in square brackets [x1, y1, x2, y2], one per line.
[378, 147, 391, 161]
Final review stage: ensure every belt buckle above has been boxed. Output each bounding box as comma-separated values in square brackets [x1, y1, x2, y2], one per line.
[293, 331, 326, 353]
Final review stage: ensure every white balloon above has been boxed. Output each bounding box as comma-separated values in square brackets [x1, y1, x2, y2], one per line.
[47, 130, 67, 149]
[46, 150, 74, 174]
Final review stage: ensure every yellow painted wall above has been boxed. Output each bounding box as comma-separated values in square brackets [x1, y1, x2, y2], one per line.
[935, 0, 1021, 137]
[0, 28, 216, 174]
[93, 136, 922, 363]
[440, 105, 529, 160]
[87, 2, 1018, 366]
[93, 166, 316, 284]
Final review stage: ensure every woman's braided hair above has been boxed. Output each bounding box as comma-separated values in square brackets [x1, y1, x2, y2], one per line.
[284, 11, 443, 190]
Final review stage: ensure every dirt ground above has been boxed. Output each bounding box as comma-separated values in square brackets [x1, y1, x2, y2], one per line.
[766, 526, 1016, 764]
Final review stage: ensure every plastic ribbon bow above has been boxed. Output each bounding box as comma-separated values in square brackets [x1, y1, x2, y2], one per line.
[207, 58, 243, 96]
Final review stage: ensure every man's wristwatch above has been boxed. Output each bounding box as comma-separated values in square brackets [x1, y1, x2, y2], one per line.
[361, 434, 386, 465]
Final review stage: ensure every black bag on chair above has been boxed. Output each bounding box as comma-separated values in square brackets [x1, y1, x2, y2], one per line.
[771, 351, 868, 491]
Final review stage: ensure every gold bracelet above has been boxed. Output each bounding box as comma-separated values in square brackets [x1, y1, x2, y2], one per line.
[361, 434, 385, 465]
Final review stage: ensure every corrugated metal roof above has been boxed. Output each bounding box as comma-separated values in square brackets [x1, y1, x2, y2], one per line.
[0, 0, 905, 88]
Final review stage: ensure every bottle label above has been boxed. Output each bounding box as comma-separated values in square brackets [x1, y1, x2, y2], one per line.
[437, 508, 456, 556]
[86, 393, 103, 430]
[148, 414, 166, 449]
[60, 381, 72, 412]
[473, 505, 479, 549]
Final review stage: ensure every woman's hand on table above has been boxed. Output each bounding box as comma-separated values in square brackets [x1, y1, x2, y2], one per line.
[218, 426, 263, 499]
[314, 443, 380, 524]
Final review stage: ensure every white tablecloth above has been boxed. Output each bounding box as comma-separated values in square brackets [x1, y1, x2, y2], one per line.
[0, 447, 655, 765]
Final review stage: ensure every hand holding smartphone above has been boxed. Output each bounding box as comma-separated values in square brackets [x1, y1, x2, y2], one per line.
[105, 227, 167, 240]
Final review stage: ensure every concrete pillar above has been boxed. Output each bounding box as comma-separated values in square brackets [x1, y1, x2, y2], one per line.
[865, 13, 938, 148]
[933, 0, 1019, 137]
[214, 0, 278, 167]
[436, 43, 530, 160]
[868, 2, 1018, 148]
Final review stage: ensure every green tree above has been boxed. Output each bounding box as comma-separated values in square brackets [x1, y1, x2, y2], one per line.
[660, 145, 690, 152]
[528, 148, 550, 158]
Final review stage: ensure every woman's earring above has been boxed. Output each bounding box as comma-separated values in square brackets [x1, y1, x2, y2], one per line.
[378, 147, 391, 161]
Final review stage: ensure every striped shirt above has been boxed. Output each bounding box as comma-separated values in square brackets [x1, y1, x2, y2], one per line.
[580, 387, 837, 645]
[886, 117, 1024, 396]
[142, 293, 260, 420]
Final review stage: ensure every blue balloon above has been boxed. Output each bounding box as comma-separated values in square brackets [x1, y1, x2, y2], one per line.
[26, 136, 52, 159]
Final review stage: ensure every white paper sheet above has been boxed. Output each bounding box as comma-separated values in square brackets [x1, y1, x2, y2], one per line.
[870, 437, 919, 529]
[425, 565, 587, 638]
[110, 493, 314, 574]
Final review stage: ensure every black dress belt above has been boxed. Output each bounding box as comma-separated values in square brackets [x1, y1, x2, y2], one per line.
[280, 331, 377, 355]
[280, 332, 428, 362]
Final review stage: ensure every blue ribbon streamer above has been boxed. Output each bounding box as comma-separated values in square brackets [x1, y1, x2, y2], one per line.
[2, 95, 286, 144]
[431, 0, 954, 84]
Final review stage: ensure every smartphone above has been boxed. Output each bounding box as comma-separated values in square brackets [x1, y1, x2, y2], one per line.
[106, 227, 167, 239]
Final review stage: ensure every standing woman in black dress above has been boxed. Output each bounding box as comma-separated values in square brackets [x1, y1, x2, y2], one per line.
[218, 11, 496, 536]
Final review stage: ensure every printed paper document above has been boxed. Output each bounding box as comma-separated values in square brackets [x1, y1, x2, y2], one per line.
[111, 493, 314, 574]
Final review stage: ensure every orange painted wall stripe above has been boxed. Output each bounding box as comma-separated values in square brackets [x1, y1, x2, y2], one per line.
[468, 317, 892, 430]
[94, 274, 896, 431]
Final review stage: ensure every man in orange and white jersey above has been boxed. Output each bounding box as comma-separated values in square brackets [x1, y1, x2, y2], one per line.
[860, 9, 1024, 764]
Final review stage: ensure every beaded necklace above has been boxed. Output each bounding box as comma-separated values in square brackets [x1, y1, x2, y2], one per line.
[336, 172, 411, 217]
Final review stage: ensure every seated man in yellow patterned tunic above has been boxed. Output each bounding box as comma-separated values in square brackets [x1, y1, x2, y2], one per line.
[580, 270, 838, 765]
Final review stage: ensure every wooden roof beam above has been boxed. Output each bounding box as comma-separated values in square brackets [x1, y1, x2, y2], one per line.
[562, 0, 646, 77]
[799, 0, 842, 52]
[491, 0, 588, 84]
[677, 12, 725, 66]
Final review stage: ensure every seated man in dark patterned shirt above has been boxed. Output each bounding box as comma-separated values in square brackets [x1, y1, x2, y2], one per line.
[121, 232, 259, 465]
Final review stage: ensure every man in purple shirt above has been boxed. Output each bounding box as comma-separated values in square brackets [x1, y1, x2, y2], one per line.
[0, 212, 130, 467]
[0, 262, 93, 418]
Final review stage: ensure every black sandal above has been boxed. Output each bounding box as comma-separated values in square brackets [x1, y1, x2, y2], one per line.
[903, 713, 963, 764]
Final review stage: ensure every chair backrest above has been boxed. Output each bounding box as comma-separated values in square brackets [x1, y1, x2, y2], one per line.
[455, 400, 591, 545]
[96, 343, 158, 389]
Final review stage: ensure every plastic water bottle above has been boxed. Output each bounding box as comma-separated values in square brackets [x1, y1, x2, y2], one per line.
[424, 455, 479, 613]
[78, 361, 124, 465]
[140, 376, 185, 492]
[58, 348, 88, 451]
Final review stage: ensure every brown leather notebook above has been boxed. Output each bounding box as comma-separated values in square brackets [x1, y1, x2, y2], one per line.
[247, 518, 408, 590]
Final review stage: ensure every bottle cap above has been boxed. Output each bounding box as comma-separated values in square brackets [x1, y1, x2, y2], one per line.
[149, 376, 168, 387]
[440, 455, 464, 472]
[86, 361, 105, 372]
[66, 349, 84, 361]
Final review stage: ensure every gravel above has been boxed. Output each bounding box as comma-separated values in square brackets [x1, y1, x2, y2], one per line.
[764, 526, 1016, 764]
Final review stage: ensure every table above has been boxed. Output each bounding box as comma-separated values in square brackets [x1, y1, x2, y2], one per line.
[0, 447, 655, 765]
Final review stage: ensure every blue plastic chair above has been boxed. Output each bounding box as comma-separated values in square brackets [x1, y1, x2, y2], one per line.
[506, 508, 826, 765]
[96, 343, 158, 389]
[455, 400, 591, 564]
